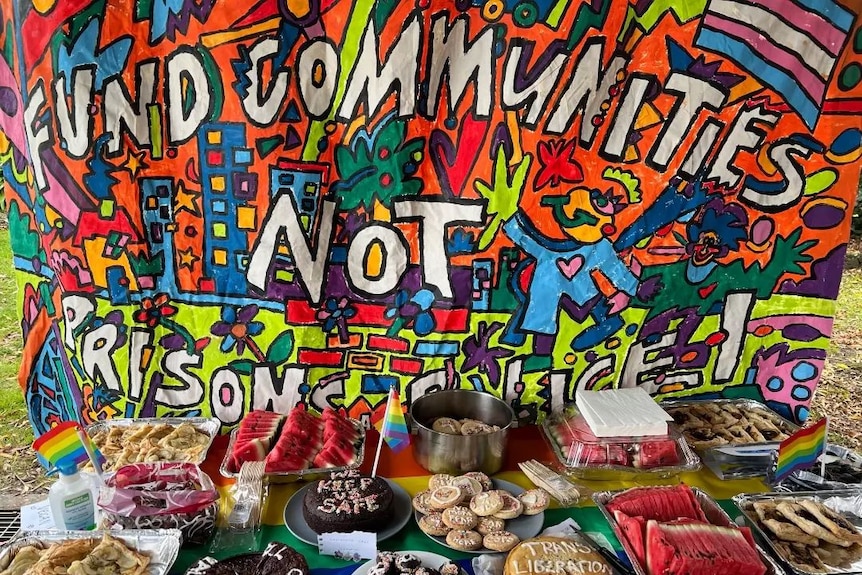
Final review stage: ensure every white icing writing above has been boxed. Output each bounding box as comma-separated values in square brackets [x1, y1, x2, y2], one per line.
[263, 543, 285, 560]
[510, 560, 609, 575]
[316, 494, 381, 514]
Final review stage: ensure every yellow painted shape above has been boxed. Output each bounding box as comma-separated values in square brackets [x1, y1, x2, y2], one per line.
[201, 18, 280, 48]
[32, 0, 56, 15]
[211, 176, 226, 192]
[506, 111, 523, 165]
[366, 242, 383, 278]
[213, 249, 227, 266]
[634, 103, 662, 129]
[237, 206, 257, 230]
[284, 0, 311, 20]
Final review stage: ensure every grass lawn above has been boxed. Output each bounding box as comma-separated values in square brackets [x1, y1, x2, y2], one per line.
[0, 219, 28, 447]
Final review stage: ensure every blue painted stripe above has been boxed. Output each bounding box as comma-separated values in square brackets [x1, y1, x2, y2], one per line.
[791, 0, 854, 32]
[414, 341, 461, 356]
[696, 28, 820, 129]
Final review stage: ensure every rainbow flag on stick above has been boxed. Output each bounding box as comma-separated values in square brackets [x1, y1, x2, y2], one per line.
[32, 421, 105, 474]
[772, 417, 828, 484]
[371, 386, 410, 477]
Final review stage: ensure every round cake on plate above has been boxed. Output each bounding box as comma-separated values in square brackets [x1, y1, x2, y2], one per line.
[184, 543, 309, 575]
[303, 469, 394, 533]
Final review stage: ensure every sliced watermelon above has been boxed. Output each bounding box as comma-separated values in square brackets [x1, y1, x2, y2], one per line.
[606, 486, 705, 522]
[614, 510, 646, 566]
[636, 440, 680, 469]
[230, 438, 270, 471]
[646, 520, 766, 575]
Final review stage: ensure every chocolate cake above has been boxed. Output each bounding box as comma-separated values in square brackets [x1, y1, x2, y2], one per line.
[184, 543, 309, 575]
[302, 469, 394, 534]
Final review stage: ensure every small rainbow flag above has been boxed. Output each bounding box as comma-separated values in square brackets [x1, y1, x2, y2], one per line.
[773, 417, 828, 484]
[32, 421, 105, 472]
[374, 387, 410, 454]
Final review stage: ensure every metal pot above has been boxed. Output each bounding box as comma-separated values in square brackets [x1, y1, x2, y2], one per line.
[410, 389, 514, 475]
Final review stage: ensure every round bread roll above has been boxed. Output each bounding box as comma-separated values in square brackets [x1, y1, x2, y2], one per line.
[503, 537, 613, 575]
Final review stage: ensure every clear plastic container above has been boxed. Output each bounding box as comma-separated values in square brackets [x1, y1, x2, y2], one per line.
[661, 399, 799, 479]
[541, 404, 701, 480]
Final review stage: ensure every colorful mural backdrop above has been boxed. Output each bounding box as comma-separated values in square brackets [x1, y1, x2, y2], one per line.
[0, 0, 861, 435]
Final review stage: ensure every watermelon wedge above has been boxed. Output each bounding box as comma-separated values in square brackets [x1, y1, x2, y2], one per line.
[614, 510, 646, 566]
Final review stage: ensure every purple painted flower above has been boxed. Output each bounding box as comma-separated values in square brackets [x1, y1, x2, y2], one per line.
[461, 321, 514, 388]
[211, 304, 265, 358]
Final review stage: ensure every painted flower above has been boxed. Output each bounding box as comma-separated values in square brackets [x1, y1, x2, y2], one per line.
[447, 228, 476, 255]
[133, 293, 177, 327]
[211, 304, 265, 357]
[535, 139, 584, 189]
[317, 297, 357, 342]
[461, 321, 514, 388]
[385, 288, 436, 337]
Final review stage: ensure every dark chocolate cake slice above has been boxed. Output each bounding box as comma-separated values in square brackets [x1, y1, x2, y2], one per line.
[302, 469, 394, 534]
[254, 542, 309, 575]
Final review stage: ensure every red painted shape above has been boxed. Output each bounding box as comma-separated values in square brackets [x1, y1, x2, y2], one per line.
[285, 300, 318, 324]
[198, 278, 216, 293]
[390, 357, 423, 375]
[22, 0, 91, 71]
[698, 283, 718, 298]
[823, 99, 862, 114]
[352, 303, 390, 326]
[431, 308, 469, 332]
[368, 335, 409, 353]
[297, 349, 345, 367]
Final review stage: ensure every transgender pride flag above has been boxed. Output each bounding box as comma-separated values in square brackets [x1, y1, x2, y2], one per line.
[695, 0, 855, 129]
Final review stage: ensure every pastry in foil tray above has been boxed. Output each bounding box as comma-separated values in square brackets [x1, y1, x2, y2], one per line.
[750, 498, 862, 573]
[0, 534, 149, 575]
[665, 402, 791, 450]
[89, 423, 210, 471]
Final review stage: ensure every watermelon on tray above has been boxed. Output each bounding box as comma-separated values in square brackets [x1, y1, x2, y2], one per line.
[602, 485, 768, 575]
[225, 406, 363, 476]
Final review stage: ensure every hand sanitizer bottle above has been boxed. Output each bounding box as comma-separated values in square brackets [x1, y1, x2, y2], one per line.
[48, 463, 96, 530]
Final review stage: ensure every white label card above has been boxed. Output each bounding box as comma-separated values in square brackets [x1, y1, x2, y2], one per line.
[317, 531, 377, 561]
[21, 499, 55, 530]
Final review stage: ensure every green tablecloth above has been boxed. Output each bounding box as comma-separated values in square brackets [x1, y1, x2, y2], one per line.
[171, 501, 746, 573]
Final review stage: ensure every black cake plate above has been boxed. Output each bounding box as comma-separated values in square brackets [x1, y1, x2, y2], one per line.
[284, 478, 412, 544]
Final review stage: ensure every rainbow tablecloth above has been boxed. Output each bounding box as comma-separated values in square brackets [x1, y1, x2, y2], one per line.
[171, 427, 771, 574]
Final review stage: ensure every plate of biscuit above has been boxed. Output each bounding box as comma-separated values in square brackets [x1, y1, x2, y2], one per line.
[412, 472, 548, 554]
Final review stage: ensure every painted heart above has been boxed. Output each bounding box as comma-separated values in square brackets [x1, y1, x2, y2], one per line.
[698, 283, 718, 298]
[429, 114, 490, 197]
[557, 255, 585, 279]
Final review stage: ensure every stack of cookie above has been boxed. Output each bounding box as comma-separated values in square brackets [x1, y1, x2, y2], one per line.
[413, 472, 549, 552]
[431, 418, 501, 436]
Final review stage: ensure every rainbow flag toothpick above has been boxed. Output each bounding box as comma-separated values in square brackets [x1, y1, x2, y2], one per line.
[375, 387, 410, 454]
[32, 420, 105, 473]
[772, 417, 828, 484]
